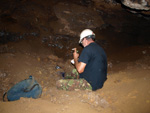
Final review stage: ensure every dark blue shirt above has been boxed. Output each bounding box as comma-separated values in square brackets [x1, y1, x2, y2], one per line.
[78, 42, 107, 91]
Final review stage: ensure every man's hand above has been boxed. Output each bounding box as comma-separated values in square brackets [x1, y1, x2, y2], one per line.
[72, 48, 79, 60]
[72, 48, 86, 74]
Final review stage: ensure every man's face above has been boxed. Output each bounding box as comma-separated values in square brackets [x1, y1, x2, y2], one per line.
[81, 38, 86, 47]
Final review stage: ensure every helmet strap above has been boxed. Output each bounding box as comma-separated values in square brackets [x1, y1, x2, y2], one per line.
[86, 35, 95, 41]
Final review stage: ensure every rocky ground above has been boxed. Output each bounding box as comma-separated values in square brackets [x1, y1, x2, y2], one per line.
[0, 37, 150, 113]
[0, 0, 150, 113]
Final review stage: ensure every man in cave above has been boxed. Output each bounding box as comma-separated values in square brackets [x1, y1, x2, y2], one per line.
[56, 29, 107, 91]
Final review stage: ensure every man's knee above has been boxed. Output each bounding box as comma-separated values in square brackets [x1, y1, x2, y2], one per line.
[56, 79, 92, 91]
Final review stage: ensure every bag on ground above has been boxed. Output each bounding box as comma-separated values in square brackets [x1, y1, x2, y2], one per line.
[4, 75, 42, 101]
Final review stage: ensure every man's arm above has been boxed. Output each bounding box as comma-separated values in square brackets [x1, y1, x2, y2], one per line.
[73, 48, 86, 73]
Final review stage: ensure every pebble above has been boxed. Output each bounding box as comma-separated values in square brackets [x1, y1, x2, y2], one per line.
[56, 66, 61, 69]
[0, 72, 7, 77]
[142, 50, 146, 54]
[81, 92, 109, 108]
[108, 62, 113, 68]
[100, 98, 109, 108]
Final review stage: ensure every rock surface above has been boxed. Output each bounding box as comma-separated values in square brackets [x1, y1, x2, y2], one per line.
[120, 0, 150, 15]
[53, 2, 104, 36]
[121, 0, 150, 10]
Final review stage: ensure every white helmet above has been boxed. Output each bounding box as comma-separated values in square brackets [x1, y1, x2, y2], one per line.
[79, 29, 95, 43]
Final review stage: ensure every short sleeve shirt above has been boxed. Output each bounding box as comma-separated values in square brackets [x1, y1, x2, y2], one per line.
[78, 42, 107, 91]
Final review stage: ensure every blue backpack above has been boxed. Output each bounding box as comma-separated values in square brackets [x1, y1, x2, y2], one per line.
[3, 75, 42, 101]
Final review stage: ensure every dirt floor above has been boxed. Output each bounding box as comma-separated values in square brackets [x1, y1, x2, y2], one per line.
[0, 0, 150, 112]
[0, 38, 150, 113]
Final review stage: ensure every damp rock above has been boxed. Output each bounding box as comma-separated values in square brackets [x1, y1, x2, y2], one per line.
[53, 2, 104, 35]
[0, 31, 39, 44]
[30, 32, 38, 37]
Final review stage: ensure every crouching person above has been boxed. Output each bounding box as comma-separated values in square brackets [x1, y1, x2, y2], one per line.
[56, 29, 107, 91]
